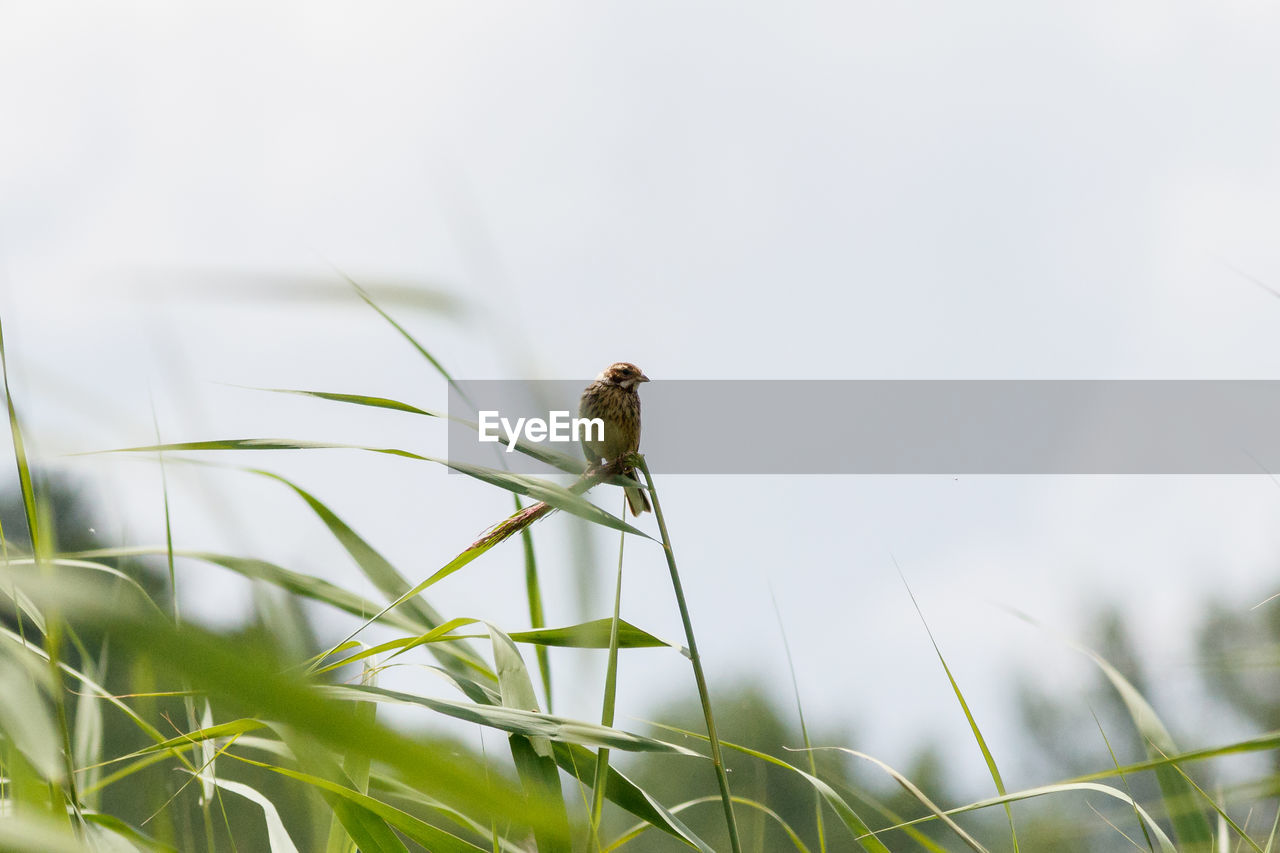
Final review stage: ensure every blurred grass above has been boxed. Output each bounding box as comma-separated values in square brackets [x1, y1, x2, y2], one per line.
[3, 291, 1280, 852]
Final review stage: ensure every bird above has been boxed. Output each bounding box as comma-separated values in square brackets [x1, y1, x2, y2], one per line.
[578, 362, 651, 515]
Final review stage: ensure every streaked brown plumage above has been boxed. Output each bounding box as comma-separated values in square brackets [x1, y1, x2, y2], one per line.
[578, 362, 650, 515]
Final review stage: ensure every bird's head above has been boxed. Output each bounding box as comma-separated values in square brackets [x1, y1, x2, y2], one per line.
[598, 362, 650, 389]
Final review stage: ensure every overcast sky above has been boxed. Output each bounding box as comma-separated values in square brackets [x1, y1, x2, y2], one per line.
[3, 2, 1280, 795]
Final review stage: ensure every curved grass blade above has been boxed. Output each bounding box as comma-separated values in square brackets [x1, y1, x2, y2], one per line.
[326, 683, 700, 755]
[227, 751, 491, 853]
[82, 812, 176, 852]
[1160, 757, 1262, 853]
[140, 269, 463, 316]
[248, 469, 457, 636]
[819, 747, 988, 852]
[67, 547, 425, 635]
[74, 537, 495, 698]
[1007, 607, 1213, 849]
[9, 556, 168, 619]
[283, 724, 410, 853]
[1, 315, 81, 813]
[73, 650, 106, 810]
[323, 534, 504, 663]
[1091, 710, 1156, 853]
[0, 316, 44, 565]
[607, 794, 814, 853]
[825, 777, 950, 853]
[133, 718, 268, 757]
[342, 272, 472, 407]
[508, 618, 682, 653]
[590, 519, 628, 847]
[91, 439, 646, 537]
[1084, 645, 1213, 850]
[324, 796, 409, 853]
[1067, 729, 1280, 783]
[553, 742, 716, 853]
[252, 388, 443, 417]
[311, 617, 482, 675]
[644, 721, 892, 853]
[246, 387, 586, 474]
[0, 653, 64, 781]
[516, 494, 553, 714]
[877, 780, 1178, 853]
[321, 478, 648, 667]
[190, 774, 301, 853]
[324, 662, 382, 853]
[897, 566, 1017, 850]
[0, 575, 47, 634]
[509, 732, 570, 853]
[771, 590, 825, 853]
[361, 771, 538, 853]
[633, 454, 740, 853]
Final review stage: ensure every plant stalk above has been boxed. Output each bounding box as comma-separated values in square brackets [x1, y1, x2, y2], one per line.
[633, 454, 741, 853]
[515, 494, 554, 712]
[589, 496, 628, 848]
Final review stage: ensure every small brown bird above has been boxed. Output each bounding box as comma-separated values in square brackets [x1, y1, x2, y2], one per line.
[578, 362, 651, 515]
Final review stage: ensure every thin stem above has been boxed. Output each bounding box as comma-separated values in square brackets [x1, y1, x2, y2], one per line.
[633, 453, 742, 853]
[1, 320, 81, 827]
[152, 406, 212, 845]
[772, 591, 827, 853]
[589, 495, 628, 848]
[515, 494, 553, 712]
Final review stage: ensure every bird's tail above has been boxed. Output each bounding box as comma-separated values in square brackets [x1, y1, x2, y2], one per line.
[623, 468, 651, 515]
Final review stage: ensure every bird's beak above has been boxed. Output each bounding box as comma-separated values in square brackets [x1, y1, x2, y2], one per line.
[638, 372, 650, 383]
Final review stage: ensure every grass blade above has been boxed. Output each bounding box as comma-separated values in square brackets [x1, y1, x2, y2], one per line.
[590, 516, 628, 848]
[92, 440, 647, 537]
[69, 547, 427, 634]
[634, 454, 741, 853]
[1084, 647, 1214, 851]
[342, 272, 472, 407]
[0, 314, 80, 816]
[508, 618, 681, 652]
[897, 566, 1018, 850]
[876, 780, 1178, 852]
[517, 494, 553, 713]
[249, 468, 458, 636]
[552, 742, 716, 853]
[821, 747, 988, 852]
[0, 653, 63, 781]
[246, 386, 586, 474]
[645, 721, 895, 853]
[230, 751, 490, 852]
[487, 622, 571, 852]
[326, 682, 700, 755]
[192, 775, 301, 853]
[771, 591, 826, 853]
[607, 794, 815, 853]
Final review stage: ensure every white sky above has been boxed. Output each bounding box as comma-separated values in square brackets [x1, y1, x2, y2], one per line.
[4, 1, 1280, 797]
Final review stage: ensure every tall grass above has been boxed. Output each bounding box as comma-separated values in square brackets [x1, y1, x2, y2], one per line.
[0, 294, 1278, 851]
